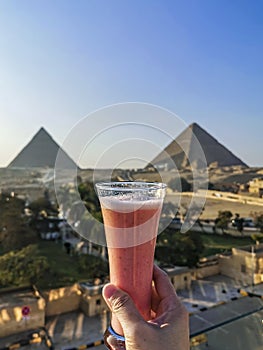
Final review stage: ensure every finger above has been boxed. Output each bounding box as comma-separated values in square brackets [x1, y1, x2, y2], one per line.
[103, 283, 144, 329]
[151, 280, 160, 313]
[153, 265, 177, 299]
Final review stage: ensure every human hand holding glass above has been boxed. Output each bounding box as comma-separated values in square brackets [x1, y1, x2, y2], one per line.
[96, 182, 166, 348]
[103, 265, 190, 350]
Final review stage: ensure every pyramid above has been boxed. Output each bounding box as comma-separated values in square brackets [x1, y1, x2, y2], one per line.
[149, 123, 247, 170]
[8, 127, 78, 169]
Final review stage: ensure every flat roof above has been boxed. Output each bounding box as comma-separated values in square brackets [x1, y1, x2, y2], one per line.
[163, 266, 190, 276]
[243, 283, 263, 297]
[190, 296, 263, 337]
[0, 287, 38, 310]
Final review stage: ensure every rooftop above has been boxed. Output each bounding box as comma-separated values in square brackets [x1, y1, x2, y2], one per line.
[1, 296, 262, 350]
[178, 274, 244, 313]
[235, 244, 263, 255]
[0, 286, 39, 310]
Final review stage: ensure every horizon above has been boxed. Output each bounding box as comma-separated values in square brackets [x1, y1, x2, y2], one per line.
[3, 121, 263, 170]
[0, 1, 262, 168]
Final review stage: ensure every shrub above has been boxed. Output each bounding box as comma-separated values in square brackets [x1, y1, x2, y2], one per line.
[0, 245, 49, 287]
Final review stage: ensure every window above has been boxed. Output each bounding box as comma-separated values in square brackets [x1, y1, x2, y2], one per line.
[184, 276, 188, 281]
[96, 298, 101, 306]
[241, 264, 246, 273]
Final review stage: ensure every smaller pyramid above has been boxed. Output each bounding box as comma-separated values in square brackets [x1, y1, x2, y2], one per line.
[149, 123, 247, 170]
[8, 127, 77, 169]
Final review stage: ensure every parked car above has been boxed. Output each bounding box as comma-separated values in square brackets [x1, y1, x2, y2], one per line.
[231, 217, 255, 228]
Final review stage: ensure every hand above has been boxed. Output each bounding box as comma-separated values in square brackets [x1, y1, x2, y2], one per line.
[102, 265, 189, 350]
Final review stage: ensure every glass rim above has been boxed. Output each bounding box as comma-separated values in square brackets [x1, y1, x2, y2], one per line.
[95, 181, 167, 192]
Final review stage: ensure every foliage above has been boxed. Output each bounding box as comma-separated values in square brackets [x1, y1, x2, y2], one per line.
[36, 241, 109, 289]
[28, 196, 58, 218]
[200, 232, 254, 256]
[168, 177, 192, 192]
[0, 245, 49, 287]
[251, 212, 263, 232]
[156, 228, 204, 267]
[77, 254, 108, 279]
[77, 181, 103, 224]
[0, 240, 109, 289]
[215, 210, 233, 232]
[0, 192, 38, 252]
[251, 233, 263, 243]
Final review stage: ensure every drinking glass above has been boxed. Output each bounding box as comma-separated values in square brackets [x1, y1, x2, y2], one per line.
[96, 182, 166, 349]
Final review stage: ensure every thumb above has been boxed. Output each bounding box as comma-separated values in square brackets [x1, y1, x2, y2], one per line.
[103, 283, 144, 330]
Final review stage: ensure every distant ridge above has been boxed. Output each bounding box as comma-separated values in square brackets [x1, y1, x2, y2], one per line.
[8, 127, 78, 169]
[149, 123, 247, 170]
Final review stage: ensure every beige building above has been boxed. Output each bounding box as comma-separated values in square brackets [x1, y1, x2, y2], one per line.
[164, 266, 192, 290]
[79, 283, 107, 317]
[42, 283, 82, 317]
[219, 244, 263, 285]
[249, 177, 263, 197]
[0, 286, 45, 338]
[0, 282, 107, 338]
[2, 246, 263, 339]
[42, 282, 107, 318]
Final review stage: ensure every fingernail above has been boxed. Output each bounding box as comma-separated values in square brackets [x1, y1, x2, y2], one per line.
[103, 283, 118, 301]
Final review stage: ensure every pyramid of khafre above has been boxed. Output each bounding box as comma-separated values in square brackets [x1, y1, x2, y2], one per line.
[149, 123, 247, 170]
[8, 127, 78, 169]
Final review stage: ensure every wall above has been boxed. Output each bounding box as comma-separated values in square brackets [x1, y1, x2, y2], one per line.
[0, 297, 45, 338]
[218, 248, 262, 285]
[43, 284, 82, 317]
[195, 264, 220, 279]
[171, 272, 192, 290]
[80, 293, 107, 317]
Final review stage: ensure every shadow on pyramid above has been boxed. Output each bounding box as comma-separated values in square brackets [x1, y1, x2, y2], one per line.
[8, 127, 78, 169]
[149, 123, 247, 170]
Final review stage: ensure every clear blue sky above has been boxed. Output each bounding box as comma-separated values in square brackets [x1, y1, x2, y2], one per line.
[0, 0, 262, 168]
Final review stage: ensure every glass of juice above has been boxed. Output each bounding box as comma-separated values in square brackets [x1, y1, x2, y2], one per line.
[95, 181, 167, 349]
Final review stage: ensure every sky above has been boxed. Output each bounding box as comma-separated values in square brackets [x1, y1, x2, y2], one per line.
[0, 0, 262, 168]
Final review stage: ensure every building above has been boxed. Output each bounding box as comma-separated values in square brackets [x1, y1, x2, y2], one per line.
[164, 266, 192, 290]
[249, 177, 263, 197]
[219, 244, 263, 285]
[0, 286, 45, 338]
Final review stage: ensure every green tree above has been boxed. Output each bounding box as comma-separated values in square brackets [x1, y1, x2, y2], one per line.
[0, 193, 37, 252]
[156, 228, 204, 267]
[0, 245, 49, 287]
[251, 233, 263, 244]
[78, 181, 101, 215]
[77, 254, 108, 280]
[215, 210, 233, 234]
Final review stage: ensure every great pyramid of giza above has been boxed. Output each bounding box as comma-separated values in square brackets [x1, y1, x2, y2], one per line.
[8, 127, 77, 169]
[149, 123, 247, 170]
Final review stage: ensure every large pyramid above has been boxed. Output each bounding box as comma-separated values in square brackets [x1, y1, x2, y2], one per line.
[149, 123, 247, 170]
[8, 127, 77, 169]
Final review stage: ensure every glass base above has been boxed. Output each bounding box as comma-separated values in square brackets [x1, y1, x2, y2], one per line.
[104, 325, 126, 349]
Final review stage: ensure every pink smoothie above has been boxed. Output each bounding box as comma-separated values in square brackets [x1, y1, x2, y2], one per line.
[101, 198, 163, 335]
